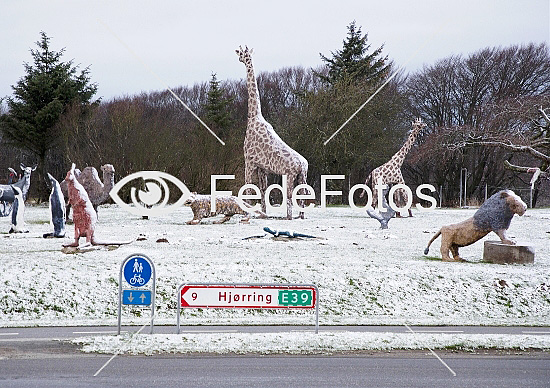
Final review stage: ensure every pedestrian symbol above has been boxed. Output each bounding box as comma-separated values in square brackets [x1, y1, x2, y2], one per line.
[133, 258, 143, 273]
[123, 256, 152, 287]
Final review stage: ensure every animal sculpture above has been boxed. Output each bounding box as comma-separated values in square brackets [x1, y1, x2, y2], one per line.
[237, 46, 308, 220]
[60, 164, 115, 219]
[0, 164, 36, 216]
[9, 187, 27, 233]
[424, 190, 527, 261]
[7, 167, 16, 184]
[63, 164, 130, 248]
[361, 119, 426, 216]
[263, 226, 316, 238]
[43, 173, 66, 238]
[366, 186, 396, 229]
[184, 192, 266, 224]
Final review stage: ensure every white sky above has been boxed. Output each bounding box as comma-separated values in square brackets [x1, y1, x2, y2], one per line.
[2, 0, 549, 101]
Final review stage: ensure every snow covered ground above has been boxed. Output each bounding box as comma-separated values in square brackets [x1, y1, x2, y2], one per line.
[1, 203, 549, 353]
[75, 331, 550, 355]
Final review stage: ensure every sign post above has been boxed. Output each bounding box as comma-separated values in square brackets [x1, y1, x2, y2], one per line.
[118, 253, 156, 334]
[177, 283, 318, 333]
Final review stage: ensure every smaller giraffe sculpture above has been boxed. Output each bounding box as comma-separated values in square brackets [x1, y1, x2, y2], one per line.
[236, 46, 308, 220]
[361, 118, 426, 217]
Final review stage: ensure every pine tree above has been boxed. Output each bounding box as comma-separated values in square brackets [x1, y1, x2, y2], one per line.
[204, 73, 233, 136]
[0, 32, 98, 199]
[316, 21, 391, 86]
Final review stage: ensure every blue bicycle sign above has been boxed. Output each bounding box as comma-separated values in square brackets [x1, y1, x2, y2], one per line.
[118, 253, 156, 335]
[123, 255, 152, 287]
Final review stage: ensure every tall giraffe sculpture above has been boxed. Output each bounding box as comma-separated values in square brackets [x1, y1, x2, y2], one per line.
[236, 46, 308, 219]
[362, 118, 426, 216]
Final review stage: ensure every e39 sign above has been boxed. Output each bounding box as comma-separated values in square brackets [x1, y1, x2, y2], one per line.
[180, 284, 316, 309]
[177, 283, 319, 333]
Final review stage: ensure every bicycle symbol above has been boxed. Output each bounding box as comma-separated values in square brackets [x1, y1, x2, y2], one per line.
[123, 256, 152, 287]
[129, 274, 145, 286]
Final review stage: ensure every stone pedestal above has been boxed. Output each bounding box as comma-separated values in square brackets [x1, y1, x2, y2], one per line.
[483, 241, 535, 264]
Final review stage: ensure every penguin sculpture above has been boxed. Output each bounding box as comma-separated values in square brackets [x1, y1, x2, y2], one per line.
[43, 173, 66, 238]
[9, 187, 28, 233]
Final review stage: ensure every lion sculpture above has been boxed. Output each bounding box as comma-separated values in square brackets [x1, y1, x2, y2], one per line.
[424, 190, 527, 262]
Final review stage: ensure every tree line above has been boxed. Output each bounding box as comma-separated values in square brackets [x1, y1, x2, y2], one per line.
[1, 25, 549, 206]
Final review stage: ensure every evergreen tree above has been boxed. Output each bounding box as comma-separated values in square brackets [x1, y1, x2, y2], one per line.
[316, 21, 391, 86]
[299, 22, 404, 201]
[0, 32, 98, 198]
[204, 73, 233, 135]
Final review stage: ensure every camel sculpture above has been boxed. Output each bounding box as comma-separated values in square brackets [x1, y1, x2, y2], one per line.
[60, 164, 115, 219]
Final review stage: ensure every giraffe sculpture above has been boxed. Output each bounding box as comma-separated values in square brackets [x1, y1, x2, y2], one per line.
[362, 118, 426, 216]
[236, 46, 308, 219]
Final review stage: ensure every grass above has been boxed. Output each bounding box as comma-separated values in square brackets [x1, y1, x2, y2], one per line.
[419, 256, 442, 261]
[26, 220, 50, 225]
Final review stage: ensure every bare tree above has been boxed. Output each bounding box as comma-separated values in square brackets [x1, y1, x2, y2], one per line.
[405, 43, 550, 205]
[458, 99, 549, 206]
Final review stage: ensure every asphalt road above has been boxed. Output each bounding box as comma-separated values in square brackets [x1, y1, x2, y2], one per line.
[3, 324, 550, 338]
[1, 325, 549, 388]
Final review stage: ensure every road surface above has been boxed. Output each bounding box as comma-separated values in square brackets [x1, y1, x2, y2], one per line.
[1, 325, 549, 387]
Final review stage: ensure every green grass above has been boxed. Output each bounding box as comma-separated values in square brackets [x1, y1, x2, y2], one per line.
[26, 220, 50, 225]
[419, 256, 442, 261]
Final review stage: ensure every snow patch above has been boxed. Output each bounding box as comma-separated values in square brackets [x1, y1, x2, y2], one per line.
[73, 332, 550, 355]
[1, 205, 549, 328]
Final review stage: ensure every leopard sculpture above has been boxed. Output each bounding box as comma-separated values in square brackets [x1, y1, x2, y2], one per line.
[184, 192, 267, 224]
[424, 190, 527, 262]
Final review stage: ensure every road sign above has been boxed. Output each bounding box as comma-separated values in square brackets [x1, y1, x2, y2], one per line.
[177, 283, 319, 334]
[122, 290, 152, 305]
[118, 253, 156, 334]
[123, 255, 152, 287]
[180, 284, 316, 309]
[278, 289, 314, 306]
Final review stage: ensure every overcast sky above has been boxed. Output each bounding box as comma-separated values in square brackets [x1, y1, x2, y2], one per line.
[2, 0, 549, 101]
